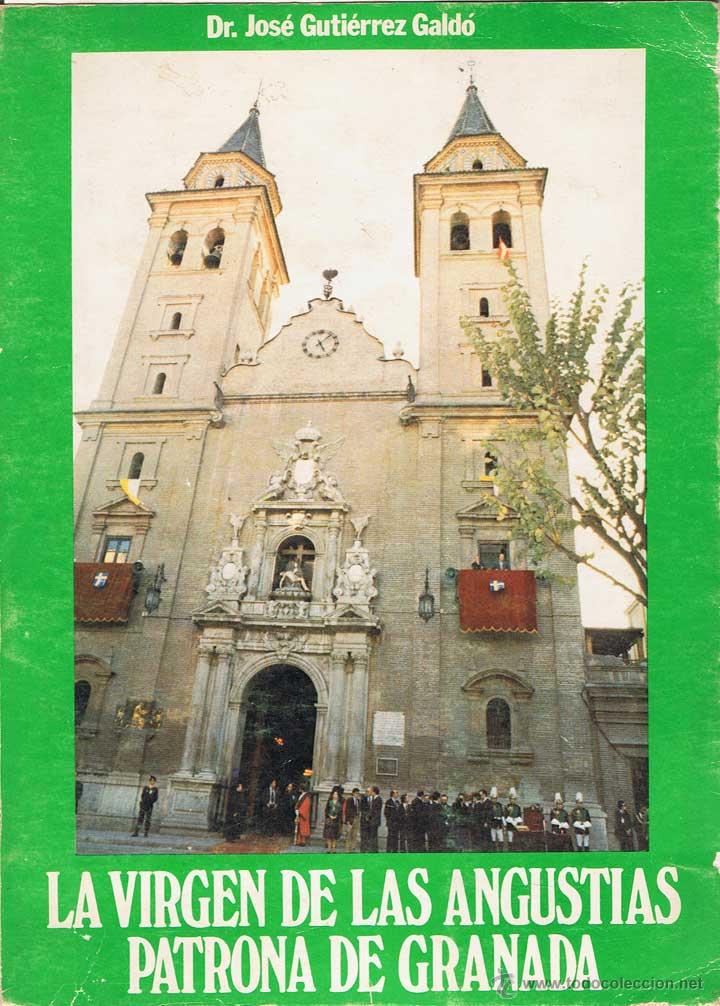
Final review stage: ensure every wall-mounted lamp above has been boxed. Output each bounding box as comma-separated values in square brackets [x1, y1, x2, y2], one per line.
[143, 563, 167, 616]
[418, 567, 435, 623]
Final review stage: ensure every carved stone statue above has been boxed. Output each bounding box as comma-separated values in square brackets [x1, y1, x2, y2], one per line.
[260, 423, 346, 504]
[278, 558, 310, 593]
[260, 471, 287, 502]
[333, 540, 378, 608]
[204, 515, 250, 609]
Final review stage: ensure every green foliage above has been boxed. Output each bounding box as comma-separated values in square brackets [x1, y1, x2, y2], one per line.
[460, 261, 646, 605]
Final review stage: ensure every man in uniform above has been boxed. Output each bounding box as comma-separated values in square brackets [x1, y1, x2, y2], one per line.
[548, 793, 571, 850]
[132, 775, 159, 837]
[570, 792, 592, 851]
[503, 787, 523, 848]
[489, 786, 505, 851]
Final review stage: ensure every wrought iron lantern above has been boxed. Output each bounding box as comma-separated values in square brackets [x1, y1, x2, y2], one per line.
[418, 567, 435, 622]
[143, 563, 167, 616]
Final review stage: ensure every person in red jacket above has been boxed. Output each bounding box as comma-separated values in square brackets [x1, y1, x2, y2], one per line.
[294, 785, 312, 847]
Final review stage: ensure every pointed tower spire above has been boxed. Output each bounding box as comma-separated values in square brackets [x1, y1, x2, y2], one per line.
[447, 82, 496, 142]
[217, 101, 266, 168]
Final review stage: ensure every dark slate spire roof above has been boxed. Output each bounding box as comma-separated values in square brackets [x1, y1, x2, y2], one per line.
[217, 103, 266, 167]
[447, 83, 496, 142]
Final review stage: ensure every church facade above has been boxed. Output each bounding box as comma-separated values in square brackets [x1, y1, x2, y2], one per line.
[74, 84, 647, 850]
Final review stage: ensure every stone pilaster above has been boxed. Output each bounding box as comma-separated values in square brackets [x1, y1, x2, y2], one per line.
[322, 651, 348, 786]
[197, 644, 235, 779]
[177, 642, 213, 775]
[345, 653, 369, 789]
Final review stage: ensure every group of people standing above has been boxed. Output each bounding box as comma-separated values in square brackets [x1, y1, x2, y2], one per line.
[222, 776, 649, 854]
[318, 786, 649, 854]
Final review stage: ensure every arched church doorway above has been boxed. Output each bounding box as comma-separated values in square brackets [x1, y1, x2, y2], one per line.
[237, 664, 318, 824]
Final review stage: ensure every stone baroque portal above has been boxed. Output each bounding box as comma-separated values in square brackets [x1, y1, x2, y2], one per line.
[163, 423, 381, 831]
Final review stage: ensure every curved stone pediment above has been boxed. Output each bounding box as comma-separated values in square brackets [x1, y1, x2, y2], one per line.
[221, 297, 415, 396]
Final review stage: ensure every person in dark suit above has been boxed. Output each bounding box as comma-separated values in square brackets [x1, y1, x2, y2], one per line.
[615, 800, 635, 851]
[132, 775, 159, 837]
[361, 786, 382, 852]
[263, 779, 281, 834]
[281, 783, 298, 835]
[409, 791, 427, 852]
[225, 781, 248, 841]
[343, 788, 361, 852]
[398, 794, 410, 852]
[384, 790, 402, 852]
[426, 792, 443, 851]
[635, 805, 649, 851]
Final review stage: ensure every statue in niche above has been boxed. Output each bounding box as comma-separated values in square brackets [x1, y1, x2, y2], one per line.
[278, 558, 311, 593]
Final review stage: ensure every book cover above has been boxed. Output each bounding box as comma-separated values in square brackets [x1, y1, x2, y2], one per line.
[0, 2, 717, 1004]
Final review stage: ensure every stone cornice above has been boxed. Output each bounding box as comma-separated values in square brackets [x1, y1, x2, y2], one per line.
[400, 398, 537, 424]
[75, 405, 222, 428]
[220, 390, 410, 404]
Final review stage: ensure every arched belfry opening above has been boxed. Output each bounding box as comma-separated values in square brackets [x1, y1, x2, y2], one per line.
[237, 664, 318, 821]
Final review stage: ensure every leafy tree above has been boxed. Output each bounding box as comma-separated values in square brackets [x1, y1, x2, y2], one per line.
[461, 262, 645, 606]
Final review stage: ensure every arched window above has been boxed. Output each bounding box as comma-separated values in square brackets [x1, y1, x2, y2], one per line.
[204, 228, 225, 269]
[167, 230, 187, 266]
[486, 698, 511, 750]
[128, 452, 144, 480]
[450, 211, 470, 251]
[214, 175, 225, 188]
[153, 373, 166, 395]
[481, 368, 493, 388]
[75, 680, 91, 726]
[472, 159, 484, 171]
[492, 210, 512, 249]
[170, 311, 182, 331]
[273, 536, 316, 595]
[479, 297, 490, 318]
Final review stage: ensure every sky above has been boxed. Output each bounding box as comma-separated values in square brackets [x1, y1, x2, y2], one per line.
[73, 49, 644, 625]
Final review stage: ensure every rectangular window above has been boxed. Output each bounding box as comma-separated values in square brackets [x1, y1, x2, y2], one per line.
[476, 541, 510, 569]
[103, 537, 132, 564]
[376, 757, 399, 777]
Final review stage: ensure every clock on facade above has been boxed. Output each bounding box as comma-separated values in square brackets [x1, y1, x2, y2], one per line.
[302, 330, 339, 358]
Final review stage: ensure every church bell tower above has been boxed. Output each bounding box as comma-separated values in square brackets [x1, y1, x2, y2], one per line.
[414, 81, 549, 396]
[92, 101, 289, 412]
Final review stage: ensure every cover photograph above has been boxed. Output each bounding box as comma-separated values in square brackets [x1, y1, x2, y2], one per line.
[0, 2, 718, 1004]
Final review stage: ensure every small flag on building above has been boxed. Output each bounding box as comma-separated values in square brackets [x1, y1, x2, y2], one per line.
[497, 237, 510, 262]
[119, 478, 141, 505]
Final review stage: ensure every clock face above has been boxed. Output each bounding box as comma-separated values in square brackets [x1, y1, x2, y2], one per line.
[302, 330, 339, 358]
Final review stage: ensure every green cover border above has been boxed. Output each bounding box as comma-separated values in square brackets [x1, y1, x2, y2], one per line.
[0, 3, 718, 1004]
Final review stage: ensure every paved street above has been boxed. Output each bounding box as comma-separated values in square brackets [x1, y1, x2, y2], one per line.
[76, 828, 331, 856]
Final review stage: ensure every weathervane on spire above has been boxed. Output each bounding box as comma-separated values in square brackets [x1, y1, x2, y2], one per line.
[459, 58, 476, 87]
[322, 269, 338, 299]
